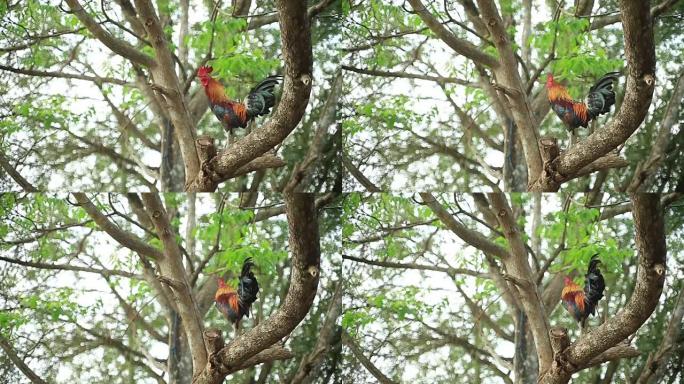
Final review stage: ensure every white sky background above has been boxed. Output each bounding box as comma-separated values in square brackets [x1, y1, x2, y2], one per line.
[343, 194, 684, 383]
[0, 193, 341, 383]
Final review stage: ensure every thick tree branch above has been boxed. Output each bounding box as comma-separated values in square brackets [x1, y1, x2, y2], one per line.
[192, 193, 320, 384]
[531, 0, 657, 191]
[342, 330, 396, 384]
[134, 0, 200, 185]
[188, 0, 313, 191]
[140, 193, 206, 375]
[419, 193, 510, 259]
[341, 152, 382, 192]
[0, 151, 38, 192]
[487, 193, 553, 374]
[540, 194, 667, 383]
[476, 0, 543, 185]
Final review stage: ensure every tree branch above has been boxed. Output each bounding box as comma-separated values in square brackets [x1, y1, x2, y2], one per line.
[192, 193, 321, 384]
[64, 0, 156, 67]
[140, 193, 207, 375]
[133, 0, 200, 185]
[341, 65, 477, 86]
[476, 0, 543, 185]
[0, 64, 132, 86]
[73, 193, 164, 260]
[628, 70, 684, 192]
[540, 194, 667, 383]
[0, 335, 49, 384]
[589, 0, 679, 30]
[531, 0, 657, 191]
[0, 255, 142, 279]
[487, 193, 553, 374]
[342, 330, 396, 384]
[406, 0, 499, 68]
[288, 281, 342, 383]
[635, 286, 684, 383]
[342, 254, 488, 278]
[188, 0, 313, 191]
[0, 151, 38, 192]
[419, 193, 510, 259]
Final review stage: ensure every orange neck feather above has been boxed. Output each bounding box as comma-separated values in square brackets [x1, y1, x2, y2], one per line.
[547, 84, 573, 102]
[204, 79, 232, 103]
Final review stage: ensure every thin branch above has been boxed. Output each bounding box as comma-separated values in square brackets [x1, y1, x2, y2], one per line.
[63, 0, 156, 67]
[342, 330, 397, 384]
[406, 0, 499, 68]
[0, 335, 49, 384]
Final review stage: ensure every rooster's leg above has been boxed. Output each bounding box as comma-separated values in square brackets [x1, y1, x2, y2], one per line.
[570, 128, 577, 148]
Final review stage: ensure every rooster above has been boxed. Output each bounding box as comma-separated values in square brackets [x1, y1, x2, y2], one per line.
[561, 254, 605, 328]
[546, 72, 620, 143]
[215, 258, 260, 336]
[198, 66, 281, 135]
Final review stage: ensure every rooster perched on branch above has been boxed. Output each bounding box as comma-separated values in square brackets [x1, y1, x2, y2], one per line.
[561, 254, 605, 328]
[198, 66, 282, 135]
[546, 72, 620, 143]
[215, 258, 260, 336]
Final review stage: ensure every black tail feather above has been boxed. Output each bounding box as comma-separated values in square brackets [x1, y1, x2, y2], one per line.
[237, 257, 259, 317]
[583, 254, 605, 318]
[246, 75, 282, 118]
[587, 72, 620, 118]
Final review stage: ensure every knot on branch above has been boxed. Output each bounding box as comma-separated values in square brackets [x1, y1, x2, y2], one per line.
[643, 74, 655, 86]
[299, 74, 312, 86]
[306, 265, 319, 278]
[203, 328, 225, 356]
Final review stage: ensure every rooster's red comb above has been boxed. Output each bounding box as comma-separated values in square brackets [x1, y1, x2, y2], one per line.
[198, 66, 213, 77]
